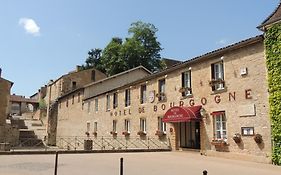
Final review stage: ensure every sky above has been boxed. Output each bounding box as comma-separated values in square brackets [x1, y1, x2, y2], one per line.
[0, 0, 279, 97]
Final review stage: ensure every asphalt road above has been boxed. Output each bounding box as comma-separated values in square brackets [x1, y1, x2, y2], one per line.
[0, 152, 280, 175]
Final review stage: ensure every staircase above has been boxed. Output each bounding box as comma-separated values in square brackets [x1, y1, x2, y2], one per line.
[10, 114, 47, 148]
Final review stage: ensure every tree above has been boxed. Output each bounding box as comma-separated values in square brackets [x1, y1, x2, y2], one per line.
[82, 48, 105, 72]
[123, 21, 164, 72]
[100, 37, 127, 76]
[81, 21, 165, 75]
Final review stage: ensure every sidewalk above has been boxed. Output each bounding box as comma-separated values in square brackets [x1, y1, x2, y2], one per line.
[0, 151, 280, 175]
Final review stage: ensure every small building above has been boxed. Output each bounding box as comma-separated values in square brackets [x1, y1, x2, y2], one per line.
[0, 68, 19, 148]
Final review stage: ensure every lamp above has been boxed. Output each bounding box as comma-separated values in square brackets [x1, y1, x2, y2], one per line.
[200, 108, 207, 117]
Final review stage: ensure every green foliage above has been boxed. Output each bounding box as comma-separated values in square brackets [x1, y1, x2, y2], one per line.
[82, 21, 165, 76]
[265, 23, 281, 165]
[39, 99, 47, 110]
[101, 37, 127, 76]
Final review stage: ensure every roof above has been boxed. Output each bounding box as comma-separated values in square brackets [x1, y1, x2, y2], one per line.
[10, 95, 38, 103]
[0, 77, 14, 87]
[258, 1, 281, 30]
[82, 35, 264, 99]
[48, 67, 105, 86]
[84, 66, 152, 88]
[126, 35, 264, 85]
[162, 58, 182, 68]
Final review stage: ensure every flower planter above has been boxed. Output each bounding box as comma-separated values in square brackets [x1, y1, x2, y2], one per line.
[233, 133, 241, 144]
[110, 131, 118, 136]
[254, 134, 263, 144]
[155, 130, 166, 137]
[137, 131, 147, 136]
[122, 131, 130, 136]
[209, 79, 225, 87]
[211, 140, 228, 147]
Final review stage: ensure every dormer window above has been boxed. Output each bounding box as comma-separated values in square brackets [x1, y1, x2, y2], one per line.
[72, 81, 77, 90]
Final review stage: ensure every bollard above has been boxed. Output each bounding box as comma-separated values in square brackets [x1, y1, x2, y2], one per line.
[54, 151, 59, 175]
[120, 157, 123, 175]
[203, 170, 208, 175]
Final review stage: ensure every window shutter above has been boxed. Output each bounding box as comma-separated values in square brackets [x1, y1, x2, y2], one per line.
[189, 70, 192, 94]
[211, 64, 215, 91]
[181, 73, 185, 96]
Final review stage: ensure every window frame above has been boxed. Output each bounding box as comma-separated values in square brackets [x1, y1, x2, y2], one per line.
[140, 84, 147, 104]
[113, 92, 118, 109]
[125, 89, 131, 107]
[106, 94, 110, 111]
[158, 117, 167, 133]
[181, 70, 192, 96]
[211, 61, 225, 91]
[95, 98, 98, 112]
[158, 79, 166, 101]
[140, 118, 147, 133]
[213, 112, 227, 140]
[125, 119, 130, 133]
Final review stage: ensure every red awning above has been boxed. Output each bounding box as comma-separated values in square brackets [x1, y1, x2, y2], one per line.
[163, 105, 202, 123]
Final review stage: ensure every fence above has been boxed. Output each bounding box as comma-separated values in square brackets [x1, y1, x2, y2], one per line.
[57, 136, 171, 151]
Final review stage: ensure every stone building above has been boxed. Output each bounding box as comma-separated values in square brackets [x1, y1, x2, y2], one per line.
[0, 68, 19, 148]
[46, 2, 281, 164]
[44, 66, 107, 145]
[9, 94, 39, 116]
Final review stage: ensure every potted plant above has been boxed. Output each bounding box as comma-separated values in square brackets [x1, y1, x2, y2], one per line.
[208, 78, 225, 87]
[92, 131, 97, 137]
[137, 131, 147, 136]
[232, 133, 241, 143]
[122, 131, 130, 136]
[110, 131, 117, 136]
[155, 130, 166, 136]
[211, 139, 228, 147]
[178, 87, 192, 93]
[254, 133, 263, 144]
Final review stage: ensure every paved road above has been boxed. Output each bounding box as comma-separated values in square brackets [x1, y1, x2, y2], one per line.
[0, 152, 280, 175]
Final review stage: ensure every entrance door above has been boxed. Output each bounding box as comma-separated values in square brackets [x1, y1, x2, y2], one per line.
[179, 121, 200, 149]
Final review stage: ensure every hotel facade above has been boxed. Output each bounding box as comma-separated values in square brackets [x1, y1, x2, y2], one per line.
[43, 2, 281, 164]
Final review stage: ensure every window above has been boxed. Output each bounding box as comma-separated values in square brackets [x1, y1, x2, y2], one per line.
[78, 92, 81, 103]
[91, 70, 96, 81]
[113, 92, 118, 109]
[181, 70, 192, 96]
[72, 81, 77, 90]
[95, 98, 98, 112]
[213, 112, 227, 140]
[140, 84, 147, 104]
[140, 118, 146, 132]
[158, 117, 166, 132]
[106, 94, 110, 111]
[125, 89, 131, 107]
[94, 122, 98, 132]
[113, 120, 117, 132]
[72, 95, 75, 104]
[158, 79, 166, 101]
[86, 121, 91, 132]
[125, 119, 130, 132]
[87, 101, 91, 113]
[211, 61, 224, 91]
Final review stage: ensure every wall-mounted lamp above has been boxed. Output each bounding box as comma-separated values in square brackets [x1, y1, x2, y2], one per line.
[200, 108, 207, 118]
[220, 56, 224, 60]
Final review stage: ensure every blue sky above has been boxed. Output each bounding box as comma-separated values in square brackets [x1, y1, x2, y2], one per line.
[0, 0, 279, 96]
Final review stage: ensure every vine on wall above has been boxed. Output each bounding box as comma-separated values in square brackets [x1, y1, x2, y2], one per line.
[265, 23, 281, 165]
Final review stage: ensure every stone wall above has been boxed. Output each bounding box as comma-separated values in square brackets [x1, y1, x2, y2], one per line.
[55, 39, 271, 163]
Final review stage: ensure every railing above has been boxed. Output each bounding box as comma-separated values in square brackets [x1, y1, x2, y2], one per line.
[57, 136, 171, 151]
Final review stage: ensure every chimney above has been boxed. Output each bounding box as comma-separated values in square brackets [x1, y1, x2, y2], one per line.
[76, 65, 82, 72]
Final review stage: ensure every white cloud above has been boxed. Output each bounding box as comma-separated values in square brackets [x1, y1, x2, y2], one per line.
[19, 18, 40, 36]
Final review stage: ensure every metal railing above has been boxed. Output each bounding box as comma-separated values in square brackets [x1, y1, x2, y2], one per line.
[57, 136, 171, 151]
